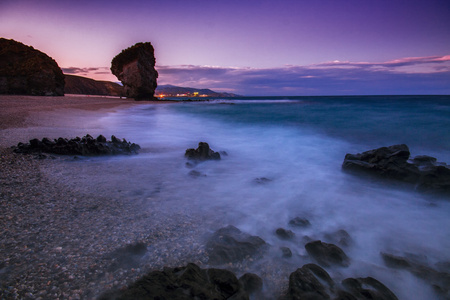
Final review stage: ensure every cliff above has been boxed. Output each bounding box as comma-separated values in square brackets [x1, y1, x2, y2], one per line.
[0, 38, 64, 96]
[64, 75, 123, 96]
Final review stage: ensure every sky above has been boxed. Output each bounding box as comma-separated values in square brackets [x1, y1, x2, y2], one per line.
[1, 0, 449, 95]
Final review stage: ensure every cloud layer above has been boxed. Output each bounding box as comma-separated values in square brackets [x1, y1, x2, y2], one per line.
[62, 55, 450, 96]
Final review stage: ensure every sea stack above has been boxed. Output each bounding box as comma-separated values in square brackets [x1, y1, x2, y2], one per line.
[110, 42, 158, 100]
[0, 38, 65, 96]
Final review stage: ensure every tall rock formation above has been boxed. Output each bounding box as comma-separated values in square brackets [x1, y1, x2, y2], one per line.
[0, 38, 64, 96]
[110, 42, 158, 100]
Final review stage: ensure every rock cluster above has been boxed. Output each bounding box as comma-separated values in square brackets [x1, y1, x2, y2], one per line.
[110, 42, 158, 100]
[342, 144, 450, 194]
[13, 134, 140, 156]
[185, 142, 221, 161]
[99, 263, 260, 300]
[0, 38, 64, 96]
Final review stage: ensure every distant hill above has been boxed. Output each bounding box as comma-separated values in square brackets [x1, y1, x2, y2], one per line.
[64, 75, 239, 98]
[64, 75, 123, 96]
[156, 85, 240, 98]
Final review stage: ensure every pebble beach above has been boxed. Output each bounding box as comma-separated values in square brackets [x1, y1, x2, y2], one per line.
[0, 95, 214, 299]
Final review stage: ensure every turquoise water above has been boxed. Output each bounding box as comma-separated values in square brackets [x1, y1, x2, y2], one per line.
[57, 95, 450, 299]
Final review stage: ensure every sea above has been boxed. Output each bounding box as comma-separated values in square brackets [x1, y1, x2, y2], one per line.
[47, 95, 450, 299]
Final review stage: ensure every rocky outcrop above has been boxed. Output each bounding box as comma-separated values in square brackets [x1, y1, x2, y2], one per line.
[110, 42, 158, 100]
[342, 144, 450, 194]
[64, 74, 123, 96]
[0, 38, 64, 96]
[185, 142, 221, 161]
[285, 263, 398, 300]
[99, 263, 259, 300]
[305, 240, 350, 267]
[205, 225, 267, 265]
[13, 134, 140, 156]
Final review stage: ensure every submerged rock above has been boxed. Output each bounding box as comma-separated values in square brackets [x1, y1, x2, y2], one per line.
[13, 134, 140, 156]
[288, 217, 311, 228]
[324, 229, 352, 247]
[111, 42, 158, 100]
[205, 225, 267, 265]
[99, 263, 252, 300]
[0, 38, 64, 96]
[342, 277, 398, 300]
[342, 144, 450, 194]
[275, 228, 295, 240]
[305, 240, 350, 267]
[185, 142, 221, 161]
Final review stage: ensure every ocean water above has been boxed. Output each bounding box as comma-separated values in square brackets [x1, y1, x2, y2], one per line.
[48, 95, 450, 298]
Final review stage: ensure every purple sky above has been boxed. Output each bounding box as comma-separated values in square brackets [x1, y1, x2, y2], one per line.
[1, 0, 449, 95]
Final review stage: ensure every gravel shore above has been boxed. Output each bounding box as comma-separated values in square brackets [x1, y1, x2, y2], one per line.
[0, 95, 210, 299]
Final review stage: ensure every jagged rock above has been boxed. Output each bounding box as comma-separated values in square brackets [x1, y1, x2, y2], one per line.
[381, 252, 450, 297]
[205, 225, 267, 265]
[305, 240, 349, 267]
[0, 38, 64, 96]
[288, 217, 311, 228]
[342, 277, 398, 300]
[185, 142, 221, 161]
[275, 228, 295, 240]
[13, 134, 140, 156]
[111, 42, 158, 100]
[99, 263, 251, 300]
[342, 144, 450, 194]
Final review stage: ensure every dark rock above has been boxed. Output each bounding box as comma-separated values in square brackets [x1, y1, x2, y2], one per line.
[188, 170, 206, 177]
[324, 229, 352, 247]
[239, 273, 263, 295]
[185, 142, 221, 161]
[100, 263, 250, 300]
[205, 225, 267, 265]
[342, 277, 398, 300]
[0, 38, 65, 96]
[275, 228, 295, 240]
[305, 240, 349, 267]
[280, 246, 292, 258]
[286, 263, 334, 300]
[342, 144, 450, 194]
[288, 217, 311, 228]
[111, 42, 158, 100]
[13, 135, 140, 156]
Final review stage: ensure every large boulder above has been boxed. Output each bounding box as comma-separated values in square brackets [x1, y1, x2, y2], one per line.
[0, 38, 64, 96]
[185, 142, 221, 161]
[205, 225, 267, 265]
[110, 42, 158, 100]
[99, 263, 252, 300]
[342, 144, 450, 194]
[13, 134, 140, 156]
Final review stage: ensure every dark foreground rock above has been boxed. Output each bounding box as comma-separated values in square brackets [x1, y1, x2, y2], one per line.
[205, 225, 267, 265]
[185, 142, 221, 161]
[99, 263, 259, 300]
[381, 252, 450, 297]
[111, 42, 158, 100]
[284, 263, 398, 300]
[342, 144, 450, 194]
[0, 38, 65, 96]
[13, 134, 140, 156]
[305, 240, 350, 267]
